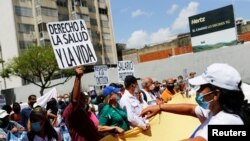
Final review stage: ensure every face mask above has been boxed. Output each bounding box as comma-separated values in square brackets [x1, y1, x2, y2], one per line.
[31, 122, 42, 132]
[195, 92, 214, 109]
[116, 93, 121, 101]
[134, 85, 140, 93]
[82, 104, 89, 111]
[167, 84, 174, 90]
[154, 86, 160, 91]
[0, 117, 9, 128]
[64, 98, 69, 102]
[160, 86, 166, 90]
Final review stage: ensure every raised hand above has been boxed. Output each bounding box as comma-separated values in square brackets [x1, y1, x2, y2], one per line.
[75, 66, 84, 78]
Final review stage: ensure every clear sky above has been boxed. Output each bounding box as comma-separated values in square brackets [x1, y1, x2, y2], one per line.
[110, 0, 250, 49]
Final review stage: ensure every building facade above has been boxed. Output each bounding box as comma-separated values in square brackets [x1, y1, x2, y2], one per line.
[123, 33, 193, 63]
[0, 0, 117, 89]
[236, 19, 250, 42]
[123, 20, 250, 63]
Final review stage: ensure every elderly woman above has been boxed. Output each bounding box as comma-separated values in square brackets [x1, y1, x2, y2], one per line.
[98, 86, 130, 135]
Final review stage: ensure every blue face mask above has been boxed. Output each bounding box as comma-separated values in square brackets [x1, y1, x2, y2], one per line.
[116, 93, 121, 101]
[31, 122, 42, 132]
[195, 92, 214, 109]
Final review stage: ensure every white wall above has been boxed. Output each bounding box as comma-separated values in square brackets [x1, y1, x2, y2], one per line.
[1, 44, 250, 103]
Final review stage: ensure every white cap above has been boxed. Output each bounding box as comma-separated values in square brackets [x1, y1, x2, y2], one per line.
[189, 63, 241, 91]
[33, 103, 40, 108]
[0, 109, 9, 118]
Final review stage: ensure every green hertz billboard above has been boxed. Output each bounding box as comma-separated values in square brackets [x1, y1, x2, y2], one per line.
[188, 5, 237, 52]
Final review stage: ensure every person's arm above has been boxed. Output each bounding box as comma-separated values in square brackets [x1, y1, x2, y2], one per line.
[71, 66, 84, 105]
[11, 121, 26, 133]
[98, 126, 124, 134]
[181, 136, 206, 141]
[120, 101, 148, 130]
[141, 103, 197, 119]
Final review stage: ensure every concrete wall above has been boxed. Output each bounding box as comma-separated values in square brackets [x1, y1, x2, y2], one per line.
[1, 44, 250, 103]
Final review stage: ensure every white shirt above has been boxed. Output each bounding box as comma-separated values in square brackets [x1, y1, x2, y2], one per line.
[192, 106, 244, 140]
[119, 90, 147, 130]
[141, 89, 157, 105]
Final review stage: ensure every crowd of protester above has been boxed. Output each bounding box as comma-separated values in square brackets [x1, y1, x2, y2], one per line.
[0, 63, 249, 141]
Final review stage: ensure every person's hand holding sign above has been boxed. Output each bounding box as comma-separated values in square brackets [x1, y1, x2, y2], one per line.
[75, 66, 84, 78]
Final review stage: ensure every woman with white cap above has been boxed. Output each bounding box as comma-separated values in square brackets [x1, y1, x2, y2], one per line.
[140, 63, 250, 141]
[0, 109, 25, 139]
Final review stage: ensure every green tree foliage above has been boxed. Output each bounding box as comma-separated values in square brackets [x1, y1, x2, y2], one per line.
[7, 45, 74, 96]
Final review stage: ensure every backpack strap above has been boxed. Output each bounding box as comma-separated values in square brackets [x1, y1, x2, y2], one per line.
[140, 90, 147, 102]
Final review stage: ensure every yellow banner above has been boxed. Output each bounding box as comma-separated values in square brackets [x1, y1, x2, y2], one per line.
[100, 94, 200, 141]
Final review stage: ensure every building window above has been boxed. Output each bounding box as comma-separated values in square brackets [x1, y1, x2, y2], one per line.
[35, 0, 42, 6]
[91, 31, 99, 39]
[103, 33, 110, 40]
[99, 8, 107, 15]
[38, 23, 47, 32]
[41, 7, 58, 17]
[74, 0, 87, 7]
[98, 0, 105, 3]
[101, 20, 109, 28]
[18, 24, 34, 33]
[89, 7, 96, 13]
[56, 0, 67, 7]
[40, 39, 51, 46]
[58, 13, 69, 21]
[76, 13, 90, 22]
[104, 45, 112, 52]
[90, 18, 97, 26]
[15, 6, 33, 17]
[19, 41, 34, 49]
[105, 57, 112, 64]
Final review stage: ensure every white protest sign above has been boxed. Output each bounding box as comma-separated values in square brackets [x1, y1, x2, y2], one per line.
[117, 60, 134, 82]
[94, 65, 109, 85]
[47, 19, 97, 69]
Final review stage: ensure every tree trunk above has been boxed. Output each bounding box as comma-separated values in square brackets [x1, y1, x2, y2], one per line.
[40, 87, 45, 96]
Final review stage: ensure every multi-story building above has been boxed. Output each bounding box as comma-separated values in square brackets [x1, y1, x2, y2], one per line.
[0, 0, 117, 89]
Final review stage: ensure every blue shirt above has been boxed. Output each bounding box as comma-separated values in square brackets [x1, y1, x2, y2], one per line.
[20, 106, 32, 129]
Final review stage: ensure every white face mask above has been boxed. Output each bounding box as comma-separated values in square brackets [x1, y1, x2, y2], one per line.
[64, 98, 69, 102]
[134, 85, 140, 93]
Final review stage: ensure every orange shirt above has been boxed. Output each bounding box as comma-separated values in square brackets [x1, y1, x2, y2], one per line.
[161, 89, 175, 102]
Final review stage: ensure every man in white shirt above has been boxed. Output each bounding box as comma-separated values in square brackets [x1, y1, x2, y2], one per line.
[119, 75, 150, 130]
[141, 77, 157, 105]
